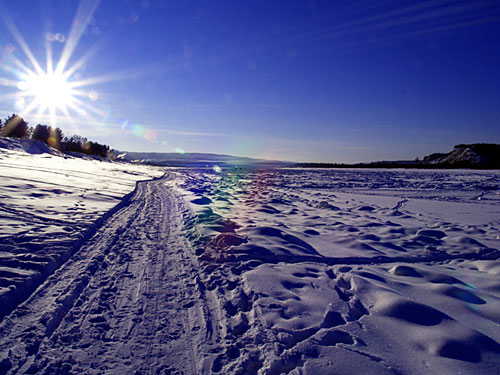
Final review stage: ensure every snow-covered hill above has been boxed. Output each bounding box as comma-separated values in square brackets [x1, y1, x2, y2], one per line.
[423, 144, 500, 166]
[0, 137, 63, 156]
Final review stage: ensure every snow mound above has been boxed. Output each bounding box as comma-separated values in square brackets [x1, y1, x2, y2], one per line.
[0, 157, 499, 374]
[0, 137, 63, 156]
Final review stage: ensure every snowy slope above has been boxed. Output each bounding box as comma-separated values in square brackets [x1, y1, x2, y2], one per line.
[423, 144, 500, 166]
[0, 138, 163, 321]
[0, 142, 499, 375]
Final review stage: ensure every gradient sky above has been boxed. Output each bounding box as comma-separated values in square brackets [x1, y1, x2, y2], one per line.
[0, 0, 499, 162]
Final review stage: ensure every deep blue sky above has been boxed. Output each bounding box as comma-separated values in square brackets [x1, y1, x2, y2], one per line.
[1, 0, 499, 162]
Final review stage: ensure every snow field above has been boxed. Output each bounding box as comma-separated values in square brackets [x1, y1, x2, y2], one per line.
[174, 167, 500, 374]
[0, 139, 499, 374]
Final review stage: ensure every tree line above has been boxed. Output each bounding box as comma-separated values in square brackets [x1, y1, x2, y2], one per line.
[0, 114, 111, 158]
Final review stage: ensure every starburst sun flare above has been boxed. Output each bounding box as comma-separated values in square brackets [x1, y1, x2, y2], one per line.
[0, 0, 110, 129]
[17, 69, 77, 117]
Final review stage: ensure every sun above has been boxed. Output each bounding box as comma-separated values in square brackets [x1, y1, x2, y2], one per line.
[1, 0, 159, 144]
[0, 0, 107, 129]
[18, 70, 76, 114]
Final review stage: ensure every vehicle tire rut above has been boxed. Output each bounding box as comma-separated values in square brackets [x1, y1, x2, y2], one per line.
[0, 174, 210, 375]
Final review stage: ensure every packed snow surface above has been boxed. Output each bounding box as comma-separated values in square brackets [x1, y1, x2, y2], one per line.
[0, 141, 499, 374]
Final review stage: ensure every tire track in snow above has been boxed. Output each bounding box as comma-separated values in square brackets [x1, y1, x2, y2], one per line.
[0, 174, 211, 375]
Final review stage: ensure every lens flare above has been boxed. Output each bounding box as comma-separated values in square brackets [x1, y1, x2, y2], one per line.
[88, 90, 99, 101]
[144, 129, 157, 142]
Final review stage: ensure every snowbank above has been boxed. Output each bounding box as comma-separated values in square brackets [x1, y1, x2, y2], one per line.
[0, 137, 63, 156]
[0, 138, 163, 319]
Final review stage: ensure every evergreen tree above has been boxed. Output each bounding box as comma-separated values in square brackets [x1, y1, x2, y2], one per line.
[32, 124, 51, 144]
[2, 113, 110, 157]
[1, 114, 29, 138]
[54, 127, 64, 147]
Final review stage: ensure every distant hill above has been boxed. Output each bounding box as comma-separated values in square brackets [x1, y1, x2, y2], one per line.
[422, 144, 500, 167]
[116, 151, 292, 168]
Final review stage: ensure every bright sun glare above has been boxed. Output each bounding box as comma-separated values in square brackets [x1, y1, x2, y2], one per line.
[1, 0, 159, 143]
[18, 70, 76, 113]
[0, 0, 111, 128]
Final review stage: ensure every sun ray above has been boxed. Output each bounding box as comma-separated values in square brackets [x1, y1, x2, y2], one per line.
[55, 0, 101, 76]
[0, 2, 44, 75]
[69, 89, 90, 97]
[69, 64, 158, 88]
[19, 98, 40, 118]
[46, 42, 54, 75]
[74, 98, 109, 118]
[61, 39, 107, 80]
[7, 56, 34, 77]
[290, 0, 498, 45]
[59, 105, 81, 134]
[0, 0, 155, 134]
[0, 92, 22, 101]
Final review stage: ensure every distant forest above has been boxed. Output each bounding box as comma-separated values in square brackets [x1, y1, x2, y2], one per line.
[0, 114, 111, 158]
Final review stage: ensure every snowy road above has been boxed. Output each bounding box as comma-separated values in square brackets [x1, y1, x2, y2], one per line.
[0, 174, 218, 374]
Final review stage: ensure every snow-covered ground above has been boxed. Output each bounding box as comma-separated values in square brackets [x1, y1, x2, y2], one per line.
[0, 138, 163, 321]
[0, 140, 499, 374]
[173, 167, 500, 374]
